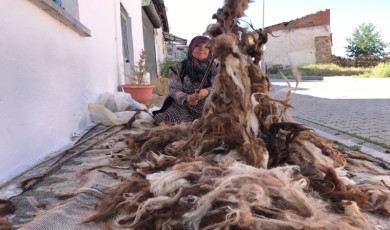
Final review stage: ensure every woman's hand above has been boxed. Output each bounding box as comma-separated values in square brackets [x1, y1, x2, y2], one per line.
[186, 93, 200, 105]
[187, 89, 209, 105]
[197, 89, 209, 99]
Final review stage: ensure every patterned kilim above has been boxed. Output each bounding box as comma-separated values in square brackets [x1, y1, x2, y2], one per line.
[1, 123, 389, 229]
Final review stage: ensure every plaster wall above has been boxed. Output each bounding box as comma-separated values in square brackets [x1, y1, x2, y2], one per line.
[0, 0, 144, 183]
[264, 25, 331, 68]
[154, 27, 165, 76]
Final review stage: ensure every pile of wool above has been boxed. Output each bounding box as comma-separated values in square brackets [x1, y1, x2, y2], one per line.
[86, 0, 390, 229]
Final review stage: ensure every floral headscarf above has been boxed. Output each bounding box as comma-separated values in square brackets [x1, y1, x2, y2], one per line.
[185, 36, 213, 84]
[188, 35, 211, 60]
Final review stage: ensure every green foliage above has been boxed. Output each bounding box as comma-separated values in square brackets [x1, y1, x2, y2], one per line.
[350, 145, 362, 151]
[359, 61, 390, 78]
[280, 64, 366, 76]
[130, 49, 150, 85]
[278, 63, 390, 78]
[151, 77, 169, 96]
[345, 22, 388, 58]
[160, 58, 182, 78]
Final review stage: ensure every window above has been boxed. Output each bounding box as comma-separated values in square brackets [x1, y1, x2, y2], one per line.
[52, 0, 62, 6]
[120, 4, 134, 77]
[27, 0, 90, 36]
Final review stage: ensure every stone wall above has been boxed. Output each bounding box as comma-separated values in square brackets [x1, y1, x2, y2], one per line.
[315, 36, 332, 64]
[332, 55, 390, 67]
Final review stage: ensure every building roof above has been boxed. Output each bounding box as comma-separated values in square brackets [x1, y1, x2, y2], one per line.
[266, 9, 330, 32]
[142, 0, 169, 32]
[163, 32, 187, 45]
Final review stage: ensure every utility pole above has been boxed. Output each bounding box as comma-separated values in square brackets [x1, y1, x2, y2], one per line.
[262, 0, 265, 29]
[261, 0, 266, 74]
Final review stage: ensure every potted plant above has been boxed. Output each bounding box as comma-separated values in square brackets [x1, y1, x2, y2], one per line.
[122, 49, 155, 106]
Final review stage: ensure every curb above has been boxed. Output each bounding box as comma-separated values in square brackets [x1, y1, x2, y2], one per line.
[268, 75, 324, 81]
[293, 117, 390, 164]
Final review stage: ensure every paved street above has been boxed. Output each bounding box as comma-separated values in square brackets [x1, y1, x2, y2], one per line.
[270, 77, 390, 160]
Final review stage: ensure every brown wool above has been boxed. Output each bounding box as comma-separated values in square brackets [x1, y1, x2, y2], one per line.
[86, 1, 390, 229]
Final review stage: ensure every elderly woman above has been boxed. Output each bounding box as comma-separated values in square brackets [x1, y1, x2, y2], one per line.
[153, 35, 219, 124]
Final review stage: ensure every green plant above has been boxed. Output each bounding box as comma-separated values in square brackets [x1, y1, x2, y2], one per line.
[351, 145, 362, 151]
[151, 77, 169, 96]
[359, 61, 390, 78]
[129, 49, 150, 85]
[345, 22, 388, 58]
[160, 58, 182, 78]
[279, 64, 367, 76]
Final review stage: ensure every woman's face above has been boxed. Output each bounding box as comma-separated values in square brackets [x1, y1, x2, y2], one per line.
[191, 42, 210, 61]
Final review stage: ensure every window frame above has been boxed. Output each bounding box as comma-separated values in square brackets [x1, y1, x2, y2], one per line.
[52, 0, 62, 6]
[28, 0, 91, 37]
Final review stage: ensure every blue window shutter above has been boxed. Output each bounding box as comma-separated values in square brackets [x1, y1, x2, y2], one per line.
[53, 0, 62, 6]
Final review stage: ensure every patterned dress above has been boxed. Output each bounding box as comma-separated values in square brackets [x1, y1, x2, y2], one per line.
[153, 61, 219, 124]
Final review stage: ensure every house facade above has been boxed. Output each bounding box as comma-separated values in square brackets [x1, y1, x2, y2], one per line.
[0, 0, 170, 183]
[264, 9, 332, 71]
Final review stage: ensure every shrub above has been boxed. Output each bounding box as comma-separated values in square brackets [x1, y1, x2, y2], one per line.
[151, 77, 168, 96]
[359, 61, 390, 78]
[160, 58, 181, 78]
[279, 64, 366, 76]
[129, 49, 150, 85]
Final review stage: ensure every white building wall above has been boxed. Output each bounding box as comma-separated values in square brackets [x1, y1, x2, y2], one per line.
[0, 0, 144, 183]
[264, 25, 331, 68]
[154, 27, 166, 76]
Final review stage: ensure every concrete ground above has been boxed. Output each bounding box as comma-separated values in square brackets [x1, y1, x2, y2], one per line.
[270, 76, 390, 163]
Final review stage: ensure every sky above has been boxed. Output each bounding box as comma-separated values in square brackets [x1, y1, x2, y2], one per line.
[163, 0, 390, 57]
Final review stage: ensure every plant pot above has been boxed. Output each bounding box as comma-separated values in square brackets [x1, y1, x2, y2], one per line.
[122, 84, 155, 106]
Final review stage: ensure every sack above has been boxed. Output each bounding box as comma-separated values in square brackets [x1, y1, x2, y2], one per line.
[88, 92, 146, 126]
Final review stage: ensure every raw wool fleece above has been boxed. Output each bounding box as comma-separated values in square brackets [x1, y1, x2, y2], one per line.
[86, 0, 390, 229]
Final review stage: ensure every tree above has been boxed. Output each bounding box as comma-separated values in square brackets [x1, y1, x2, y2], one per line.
[345, 22, 388, 58]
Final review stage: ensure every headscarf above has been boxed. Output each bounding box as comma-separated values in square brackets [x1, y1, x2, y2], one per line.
[188, 36, 211, 60]
[185, 36, 213, 85]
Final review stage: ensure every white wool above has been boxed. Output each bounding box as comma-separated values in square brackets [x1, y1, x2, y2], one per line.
[225, 54, 245, 93]
[246, 111, 259, 137]
[131, 188, 183, 227]
[151, 151, 176, 163]
[183, 197, 213, 230]
[259, 151, 269, 169]
[384, 200, 390, 214]
[273, 165, 300, 177]
[251, 215, 304, 229]
[240, 184, 272, 207]
[335, 167, 356, 186]
[213, 150, 242, 166]
[147, 170, 191, 196]
[247, 34, 255, 46]
[116, 192, 144, 209]
[225, 206, 241, 225]
[226, 161, 267, 177]
[271, 166, 309, 190]
[268, 167, 327, 218]
[179, 195, 199, 205]
[291, 178, 308, 189]
[342, 200, 367, 222]
[183, 173, 262, 229]
[292, 140, 334, 167]
[288, 55, 302, 83]
[131, 195, 172, 227]
[134, 160, 154, 168]
[226, 194, 239, 203]
[251, 93, 261, 107]
[194, 145, 203, 157]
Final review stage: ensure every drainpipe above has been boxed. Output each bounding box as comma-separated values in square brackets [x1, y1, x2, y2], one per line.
[113, 0, 123, 89]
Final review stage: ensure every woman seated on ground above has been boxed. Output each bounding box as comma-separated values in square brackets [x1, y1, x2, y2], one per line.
[153, 35, 219, 124]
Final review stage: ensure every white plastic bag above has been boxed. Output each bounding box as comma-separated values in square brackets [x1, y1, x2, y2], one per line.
[88, 92, 147, 125]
